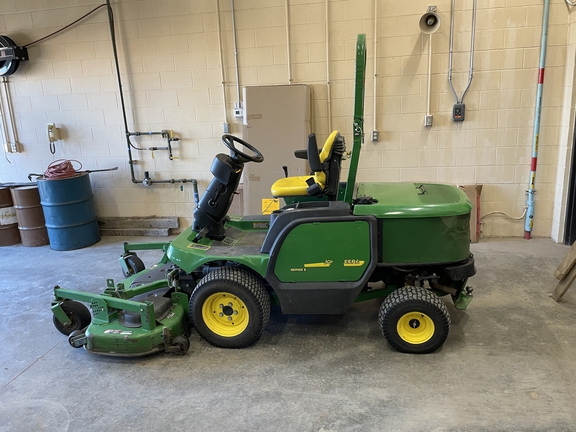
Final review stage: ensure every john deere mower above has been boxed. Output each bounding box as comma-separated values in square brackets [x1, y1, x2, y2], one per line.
[52, 34, 475, 356]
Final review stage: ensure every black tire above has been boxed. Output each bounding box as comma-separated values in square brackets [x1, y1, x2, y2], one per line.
[53, 301, 91, 336]
[190, 267, 270, 348]
[171, 335, 190, 355]
[68, 330, 85, 348]
[123, 253, 145, 277]
[378, 286, 451, 354]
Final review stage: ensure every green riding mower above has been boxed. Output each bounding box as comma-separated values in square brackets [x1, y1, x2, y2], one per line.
[51, 34, 475, 356]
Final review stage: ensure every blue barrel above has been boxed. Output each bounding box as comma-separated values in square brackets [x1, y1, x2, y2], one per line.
[37, 173, 101, 251]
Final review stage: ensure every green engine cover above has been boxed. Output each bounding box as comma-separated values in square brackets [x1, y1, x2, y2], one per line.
[354, 182, 472, 265]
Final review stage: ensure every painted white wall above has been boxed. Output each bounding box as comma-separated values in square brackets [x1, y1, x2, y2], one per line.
[0, 0, 574, 239]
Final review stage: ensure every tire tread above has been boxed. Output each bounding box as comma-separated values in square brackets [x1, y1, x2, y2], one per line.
[190, 267, 270, 348]
[378, 286, 450, 354]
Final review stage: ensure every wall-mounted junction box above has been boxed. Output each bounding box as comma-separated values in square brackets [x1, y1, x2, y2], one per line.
[453, 103, 465, 122]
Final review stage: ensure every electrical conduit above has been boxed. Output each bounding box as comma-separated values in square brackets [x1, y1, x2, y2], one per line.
[325, 0, 331, 131]
[231, 0, 242, 108]
[286, 0, 293, 85]
[525, 0, 550, 239]
[372, 0, 378, 138]
[215, 0, 229, 132]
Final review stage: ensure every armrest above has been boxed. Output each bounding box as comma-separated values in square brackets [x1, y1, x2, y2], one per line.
[294, 149, 308, 159]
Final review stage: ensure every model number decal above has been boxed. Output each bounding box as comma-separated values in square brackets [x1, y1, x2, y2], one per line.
[104, 329, 133, 335]
[187, 243, 210, 250]
[343, 259, 365, 267]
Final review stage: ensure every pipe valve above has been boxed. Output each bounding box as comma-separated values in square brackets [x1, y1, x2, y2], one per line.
[142, 171, 152, 187]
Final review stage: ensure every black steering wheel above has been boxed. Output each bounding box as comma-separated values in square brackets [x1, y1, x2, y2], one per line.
[222, 134, 264, 163]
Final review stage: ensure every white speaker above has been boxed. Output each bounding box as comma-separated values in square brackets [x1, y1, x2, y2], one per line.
[419, 12, 441, 34]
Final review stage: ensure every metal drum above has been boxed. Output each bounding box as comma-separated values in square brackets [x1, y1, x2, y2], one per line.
[37, 173, 101, 251]
[0, 187, 20, 246]
[11, 186, 49, 247]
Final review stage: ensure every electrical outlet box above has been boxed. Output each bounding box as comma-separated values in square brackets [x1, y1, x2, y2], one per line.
[371, 130, 379, 142]
[424, 115, 433, 127]
[453, 103, 465, 122]
[234, 102, 243, 118]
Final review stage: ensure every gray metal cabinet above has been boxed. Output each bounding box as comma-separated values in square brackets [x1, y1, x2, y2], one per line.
[242, 85, 311, 215]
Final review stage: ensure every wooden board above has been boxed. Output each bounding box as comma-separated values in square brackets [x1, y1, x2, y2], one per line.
[554, 240, 576, 280]
[551, 262, 576, 302]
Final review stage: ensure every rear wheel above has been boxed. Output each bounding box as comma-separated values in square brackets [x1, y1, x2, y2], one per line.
[190, 267, 270, 348]
[378, 286, 450, 354]
[53, 301, 91, 336]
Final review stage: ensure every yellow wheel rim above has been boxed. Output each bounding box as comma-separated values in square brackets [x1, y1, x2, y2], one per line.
[397, 312, 435, 344]
[202, 292, 249, 337]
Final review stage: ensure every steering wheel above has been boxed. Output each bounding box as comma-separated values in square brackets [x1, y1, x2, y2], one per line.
[222, 134, 264, 163]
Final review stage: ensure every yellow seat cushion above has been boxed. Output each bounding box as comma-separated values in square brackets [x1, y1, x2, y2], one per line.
[319, 130, 339, 162]
[271, 173, 326, 197]
[270, 130, 338, 198]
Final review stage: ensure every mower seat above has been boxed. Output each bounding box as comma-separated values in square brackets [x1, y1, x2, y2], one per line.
[271, 130, 345, 200]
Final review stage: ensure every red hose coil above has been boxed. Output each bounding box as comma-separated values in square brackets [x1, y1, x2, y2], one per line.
[43, 159, 82, 179]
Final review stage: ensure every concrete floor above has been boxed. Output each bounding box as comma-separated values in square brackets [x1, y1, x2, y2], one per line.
[1, 236, 576, 431]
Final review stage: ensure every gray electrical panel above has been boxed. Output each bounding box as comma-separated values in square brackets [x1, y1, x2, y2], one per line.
[242, 84, 311, 215]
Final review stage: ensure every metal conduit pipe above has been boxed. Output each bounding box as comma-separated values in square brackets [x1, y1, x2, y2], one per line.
[325, 0, 331, 131]
[372, 0, 378, 140]
[460, 0, 477, 102]
[2, 77, 18, 150]
[448, 1, 458, 103]
[447, 0, 477, 121]
[231, 0, 242, 109]
[0, 81, 11, 151]
[105, 0, 199, 206]
[426, 33, 433, 118]
[215, 0, 229, 132]
[525, 0, 550, 239]
[286, 0, 293, 85]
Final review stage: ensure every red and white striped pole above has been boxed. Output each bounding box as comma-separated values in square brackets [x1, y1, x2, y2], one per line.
[525, 0, 550, 239]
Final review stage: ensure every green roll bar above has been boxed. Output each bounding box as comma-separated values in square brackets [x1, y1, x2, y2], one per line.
[343, 33, 367, 205]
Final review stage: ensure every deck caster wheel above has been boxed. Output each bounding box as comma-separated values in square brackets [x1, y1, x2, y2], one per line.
[122, 253, 145, 277]
[53, 301, 91, 336]
[171, 336, 190, 355]
[68, 330, 86, 348]
[378, 286, 451, 354]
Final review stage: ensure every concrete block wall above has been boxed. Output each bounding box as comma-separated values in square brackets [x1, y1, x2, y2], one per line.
[0, 0, 574, 239]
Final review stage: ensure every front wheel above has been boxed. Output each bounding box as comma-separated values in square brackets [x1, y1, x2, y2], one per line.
[190, 267, 270, 348]
[378, 286, 451, 354]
